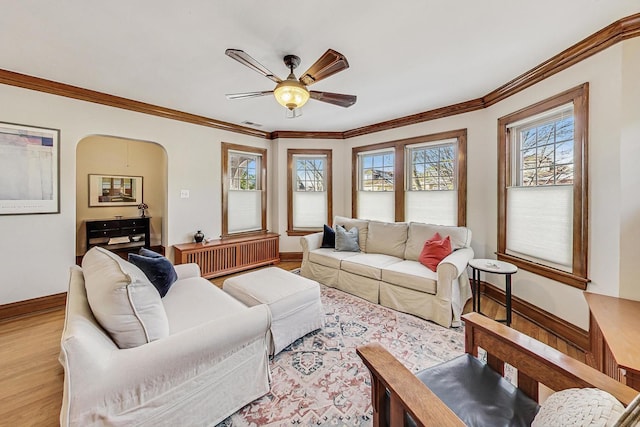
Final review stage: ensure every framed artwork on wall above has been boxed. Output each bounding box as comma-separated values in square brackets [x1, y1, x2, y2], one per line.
[0, 122, 60, 215]
[89, 174, 143, 207]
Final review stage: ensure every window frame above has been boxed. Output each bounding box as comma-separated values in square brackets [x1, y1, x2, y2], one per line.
[286, 148, 332, 236]
[221, 142, 267, 238]
[351, 129, 467, 225]
[497, 83, 589, 289]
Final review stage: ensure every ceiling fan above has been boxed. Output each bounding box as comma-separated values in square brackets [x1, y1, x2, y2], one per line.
[225, 48, 357, 117]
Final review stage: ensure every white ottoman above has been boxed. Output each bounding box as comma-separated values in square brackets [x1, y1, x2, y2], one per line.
[223, 267, 324, 355]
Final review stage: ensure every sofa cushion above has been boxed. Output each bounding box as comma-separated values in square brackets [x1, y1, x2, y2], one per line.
[381, 260, 438, 294]
[128, 252, 178, 297]
[419, 233, 452, 272]
[341, 253, 403, 280]
[335, 225, 361, 252]
[162, 276, 248, 334]
[366, 221, 408, 258]
[309, 248, 360, 269]
[334, 216, 369, 252]
[321, 224, 336, 248]
[81, 247, 169, 349]
[405, 222, 472, 261]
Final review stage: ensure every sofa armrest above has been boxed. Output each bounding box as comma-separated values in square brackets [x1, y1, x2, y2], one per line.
[300, 232, 323, 259]
[174, 262, 201, 279]
[435, 247, 474, 301]
[63, 304, 271, 409]
[438, 247, 474, 279]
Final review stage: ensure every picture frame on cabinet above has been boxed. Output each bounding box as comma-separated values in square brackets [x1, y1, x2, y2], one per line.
[89, 174, 143, 207]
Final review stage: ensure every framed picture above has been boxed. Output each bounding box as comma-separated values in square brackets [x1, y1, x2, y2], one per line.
[0, 122, 60, 215]
[89, 174, 143, 207]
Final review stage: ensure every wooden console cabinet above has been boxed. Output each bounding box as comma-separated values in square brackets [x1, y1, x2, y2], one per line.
[584, 292, 640, 391]
[85, 217, 151, 253]
[174, 232, 280, 279]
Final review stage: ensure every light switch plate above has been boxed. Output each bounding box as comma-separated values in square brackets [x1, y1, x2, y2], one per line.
[180, 189, 190, 198]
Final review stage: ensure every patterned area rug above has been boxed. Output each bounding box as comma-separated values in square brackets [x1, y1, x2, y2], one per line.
[219, 285, 464, 426]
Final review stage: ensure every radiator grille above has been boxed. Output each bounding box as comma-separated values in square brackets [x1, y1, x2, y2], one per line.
[175, 234, 279, 279]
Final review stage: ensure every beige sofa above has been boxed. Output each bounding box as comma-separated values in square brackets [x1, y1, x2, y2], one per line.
[300, 216, 473, 327]
[59, 247, 272, 426]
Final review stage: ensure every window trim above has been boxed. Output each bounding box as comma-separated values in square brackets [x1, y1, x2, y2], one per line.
[287, 149, 332, 236]
[351, 129, 467, 225]
[221, 142, 267, 238]
[497, 83, 589, 289]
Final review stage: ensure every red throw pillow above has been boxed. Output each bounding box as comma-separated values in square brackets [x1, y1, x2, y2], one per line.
[419, 232, 452, 272]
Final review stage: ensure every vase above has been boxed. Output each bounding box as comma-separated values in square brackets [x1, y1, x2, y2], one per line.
[194, 230, 204, 243]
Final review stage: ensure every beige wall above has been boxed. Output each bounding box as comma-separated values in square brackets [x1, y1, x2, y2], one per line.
[76, 136, 167, 255]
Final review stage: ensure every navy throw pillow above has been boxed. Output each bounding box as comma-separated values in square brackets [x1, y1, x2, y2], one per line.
[128, 252, 178, 297]
[138, 247, 163, 258]
[321, 224, 336, 248]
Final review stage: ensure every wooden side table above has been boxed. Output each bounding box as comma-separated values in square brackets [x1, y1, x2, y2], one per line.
[468, 259, 518, 326]
[584, 292, 640, 391]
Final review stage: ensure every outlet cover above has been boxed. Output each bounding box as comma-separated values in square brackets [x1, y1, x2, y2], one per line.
[180, 189, 190, 198]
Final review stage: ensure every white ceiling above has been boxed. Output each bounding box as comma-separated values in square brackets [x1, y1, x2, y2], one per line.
[2, 1, 638, 133]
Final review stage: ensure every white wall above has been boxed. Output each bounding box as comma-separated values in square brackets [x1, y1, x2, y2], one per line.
[619, 37, 640, 301]
[342, 42, 631, 330]
[2, 39, 638, 330]
[0, 84, 268, 304]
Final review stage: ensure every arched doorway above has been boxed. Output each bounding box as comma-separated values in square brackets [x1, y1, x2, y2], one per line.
[76, 135, 167, 257]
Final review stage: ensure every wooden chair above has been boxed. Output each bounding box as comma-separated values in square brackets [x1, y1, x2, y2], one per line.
[357, 312, 638, 427]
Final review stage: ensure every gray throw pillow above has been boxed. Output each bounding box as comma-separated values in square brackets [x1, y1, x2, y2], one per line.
[335, 225, 360, 252]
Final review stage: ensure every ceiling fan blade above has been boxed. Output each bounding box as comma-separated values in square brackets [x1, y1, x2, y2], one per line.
[225, 90, 273, 100]
[225, 49, 282, 83]
[310, 91, 357, 108]
[299, 49, 349, 86]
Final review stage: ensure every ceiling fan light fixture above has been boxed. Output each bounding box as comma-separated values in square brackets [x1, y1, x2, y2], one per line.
[274, 79, 310, 110]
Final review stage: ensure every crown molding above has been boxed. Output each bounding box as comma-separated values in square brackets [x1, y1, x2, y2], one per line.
[1, 13, 638, 141]
[0, 69, 270, 139]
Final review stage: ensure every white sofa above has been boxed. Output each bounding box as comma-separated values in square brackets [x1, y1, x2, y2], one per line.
[59, 248, 272, 426]
[300, 216, 474, 327]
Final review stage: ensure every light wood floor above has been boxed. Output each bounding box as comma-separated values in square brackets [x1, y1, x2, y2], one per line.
[0, 262, 585, 426]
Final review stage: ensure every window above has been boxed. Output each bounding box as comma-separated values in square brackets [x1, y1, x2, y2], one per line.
[287, 149, 332, 235]
[405, 139, 458, 225]
[498, 84, 588, 289]
[356, 149, 395, 222]
[351, 130, 467, 226]
[221, 142, 267, 237]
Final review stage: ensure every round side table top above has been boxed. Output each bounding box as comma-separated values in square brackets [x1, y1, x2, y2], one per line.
[468, 258, 518, 274]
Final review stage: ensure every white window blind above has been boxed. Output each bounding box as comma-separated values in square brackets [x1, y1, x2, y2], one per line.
[357, 191, 395, 222]
[227, 190, 262, 233]
[293, 192, 326, 229]
[405, 190, 457, 226]
[506, 185, 573, 270]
